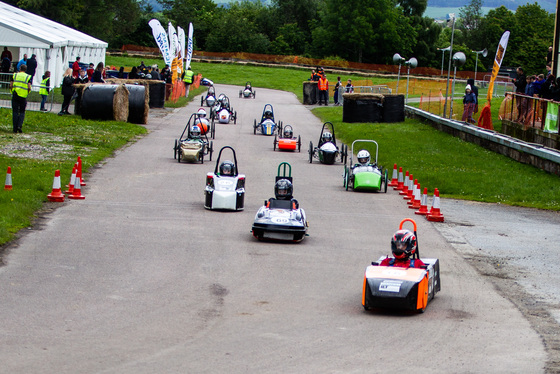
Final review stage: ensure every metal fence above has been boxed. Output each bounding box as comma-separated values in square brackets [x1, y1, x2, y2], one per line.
[0, 72, 56, 112]
[336, 85, 391, 106]
[501, 92, 560, 134]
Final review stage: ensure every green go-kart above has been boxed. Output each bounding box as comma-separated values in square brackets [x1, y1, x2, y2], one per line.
[343, 139, 388, 192]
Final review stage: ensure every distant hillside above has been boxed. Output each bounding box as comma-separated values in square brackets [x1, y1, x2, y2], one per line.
[427, 0, 555, 13]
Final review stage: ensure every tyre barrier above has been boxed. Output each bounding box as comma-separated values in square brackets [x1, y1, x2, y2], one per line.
[81, 84, 129, 122]
[342, 93, 383, 123]
[382, 94, 405, 123]
[126, 84, 149, 124]
[149, 81, 166, 108]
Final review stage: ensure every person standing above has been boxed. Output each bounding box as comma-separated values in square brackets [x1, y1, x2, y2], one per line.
[16, 54, 27, 71]
[91, 62, 105, 83]
[149, 64, 161, 80]
[318, 73, 329, 105]
[72, 57, 81, 78]
[9, 64, 31, 133]
[182, 65, 194, 96]
[1, 47, 12, 62]
[39, 70, 50, 112]
[333, 76, 342, 105]
[1, 47, 12, 72]
[59, 68, 74, 115]
[26, 54, 37, 84]
[74, 68, 89, 115]
[345, 79, 354, 93]
[86, 63, 94, 81]
[462, 85, 477, 124]
[512, 67, 527, 122]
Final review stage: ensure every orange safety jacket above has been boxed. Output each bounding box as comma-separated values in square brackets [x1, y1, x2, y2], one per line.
[318, 77, 328, 91]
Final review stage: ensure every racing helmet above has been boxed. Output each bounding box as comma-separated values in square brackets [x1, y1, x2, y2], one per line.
[391, 229, 417, 259]
[357, 150, 370, 165]
[208, 86, 215, 95]
[219, 160, 235, 176]
[221, 96, 228, 106]
[264, 110, 273, 119]
[322, 131, 333, 143]
[190, 125, 201, 138]
[274, 179, 293, 200]
[283, 127, 293, 138]
[197, 108, 207, 118]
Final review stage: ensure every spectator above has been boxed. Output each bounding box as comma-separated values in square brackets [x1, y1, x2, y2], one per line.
[128, 66, 139, 79]
[525, 75, 536, 97]
[149, 64, 161, 80]
[345, 79, 354, 93]
[467, 78, 479, 114]
[72, 57, 81, 78]
[1, 55, 10, 73]
[546, 62, 552, 78]
[16, 54, 27, 71]
[512, 67, 527, 122]
[162, 64, 172, 100]
[9, 64, 31, 133]
[1, 47, 12, 62]
[547, 46, 553, 64]
[462, 84, 477, 124]
[138, 61, 146, 72]
[334, 76, 342, 105]
[182, 65, 193, 96]
[26, 54, 37, 84]
[74, 68, 89, 115]
[533, 74, 545, 96]
[59, 68, 74, 115]
[86, 63, 94, 81]
[117, 66, 125, 79]
[91, 62, 105, 83]
[540, 74, 556, 100]
[318, 73, 329, 105]
[39, 70, 50, 112]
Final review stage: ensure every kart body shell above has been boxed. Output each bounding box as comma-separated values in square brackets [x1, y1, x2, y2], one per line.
[309, 122, 347, 164]
[252, 162, 307, 242]
[362, 219, 441, 313]
[173, 113, 213, 164]
[201, 85, 216, 107]
[254, 104, 282, 136]
[239, 82, 256, 98]
[204, 146, 245, 211]
[273, 125, 301, 152]
[344, 139, 388, 192]
[212, 95, 237, 124]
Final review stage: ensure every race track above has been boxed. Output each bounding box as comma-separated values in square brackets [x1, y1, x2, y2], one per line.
[0, 85, 546, 373]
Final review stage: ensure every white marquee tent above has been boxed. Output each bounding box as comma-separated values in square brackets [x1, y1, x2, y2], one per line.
[0, 1, 107, 89]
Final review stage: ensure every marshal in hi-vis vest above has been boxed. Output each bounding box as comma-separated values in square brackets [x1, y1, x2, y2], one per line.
[183, 70, 194, 84]
[12, 71, 31, 98]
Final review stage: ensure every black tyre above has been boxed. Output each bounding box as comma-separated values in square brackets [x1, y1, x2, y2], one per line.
[234, 111, 237, 124]
[308, 141, 313, 163]
[209, 141, 213, 161]
[254, 119, 257, 135]
[273, 135, 277, 151]
[177, 147, 182, 163]
[174, 139, 178, 159]
[201, 97, 204, 106]
[253, 91, 256, 99]
[298, 135, 301, 152]
[239, 90, 242, 98]
[384, 168, 388, 193]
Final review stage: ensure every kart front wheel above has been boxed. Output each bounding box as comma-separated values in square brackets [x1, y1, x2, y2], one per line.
[209, 141, 214, 161]
[273, 135, 277, 151]
[254, 119, 257, 135]
[201, 97, 204, 106]
[383, 168, 388, 193]
[234, 111, 237, 124]
[174, 139, 178, 159]
[308, 141, 313, 163]
[298, 135, 301, 152]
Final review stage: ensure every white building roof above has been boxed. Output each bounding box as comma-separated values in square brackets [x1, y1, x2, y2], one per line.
[0, 1, 108, 49]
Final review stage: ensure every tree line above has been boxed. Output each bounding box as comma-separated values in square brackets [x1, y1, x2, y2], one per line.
[6, 0, 554, 76]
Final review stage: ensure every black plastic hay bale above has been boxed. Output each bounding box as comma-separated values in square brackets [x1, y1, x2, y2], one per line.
[125, 84, 148, 124]
[382, 95, 405, 123]
[303, 81, 318, 105]
[149, 82, 166, 108]
[342, 93, 383, 123]
[81, 84, 129, 121]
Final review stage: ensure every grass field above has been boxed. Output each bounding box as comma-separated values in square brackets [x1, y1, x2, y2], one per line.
[0, 57, 557, 247]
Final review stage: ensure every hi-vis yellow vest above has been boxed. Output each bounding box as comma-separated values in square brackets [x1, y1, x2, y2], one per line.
[12, 72, 31, 98]
[39, 77, 50, 95]
[183, 69, 194, 84]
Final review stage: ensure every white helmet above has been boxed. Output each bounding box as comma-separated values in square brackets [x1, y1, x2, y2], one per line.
[357, 150, 370, 165]
[190, 125, 201, 138]
[197, 108, 207, 118]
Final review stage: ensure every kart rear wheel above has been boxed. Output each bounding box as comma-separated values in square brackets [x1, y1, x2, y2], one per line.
[234, 111, 237, 124]
[308, 141, 313, 163]
[177, 147, 182, 163]
[201, 97, 204, 106]
[273, 135, 277, 151]
[383, 169, 388, 193]
[253, 91, 256, 99]
[253, 119, 257, 135]
[239, 90, 242, 98]
[173, 139, 178, 159]
[211, 120, 216, 139]
[298, 135, 301, 152]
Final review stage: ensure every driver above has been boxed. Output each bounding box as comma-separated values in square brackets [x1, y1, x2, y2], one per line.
[379, 229, 426, 268]
[189, 125, 201, 139]
[270, 179, 299, 209]
[219, 160, 235, 176]
[263, 110, 273, 120]
[356, 149, 371, 166]
[283, 126, 293, 139]
[321, 131, 333, 144]
[245, 82, 252, 91]
[197, 108, 207, 119]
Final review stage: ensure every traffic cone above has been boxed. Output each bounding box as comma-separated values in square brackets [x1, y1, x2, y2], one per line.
[77, 156, 86, 186]
[399, 171, 410, 195]
[409, 181, 421, 209]
[65, 165, 76, 195]
[427, 188, 445, 222]
[47, 170, 65, 202]
[68, 168, 85, 200]
[404, 174, 415, 200]
[407, 180, 417, 205]
[388, 164, 398, 187]
[415, 187, 429, 215]
[394, 167, 404, 190]
[4, 166, 12, 190]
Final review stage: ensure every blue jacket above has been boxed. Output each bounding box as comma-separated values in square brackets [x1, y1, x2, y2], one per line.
[463, 91, 476, 104]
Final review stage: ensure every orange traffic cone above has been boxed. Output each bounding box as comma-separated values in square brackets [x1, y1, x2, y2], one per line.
[427, 188, 445, 222]
[394, 167, 404, 190]
[409, 181, 421, 209]
[388, 164, 398, 187]
[399, 171, 410, 195]
[415, 187, 429, 215]
[405, 175, 415, 200]
[47, 169, 65, 202]
[4, 166, 12, 190]
[65, 165, 77, 195]
[68, 168, 85, 200]
[77, 156, 86, 186]
[407, 180, 417, 205]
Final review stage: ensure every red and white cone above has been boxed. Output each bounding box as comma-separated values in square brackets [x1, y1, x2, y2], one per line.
[77, 156, 86, 186]
[427, 188, 445, 222]
[405, 175, 416, 200]
[4, 166, 12, 190]
[388, 164, 398, 187]
[68, 168, 85, 200]
[415, 187, 429, 215]
[394, 167, 404, 190]
[409, 181, 421, 209]
[407, 180, 417, 205]
[47, 169, 65, 202]
[399, 171, 410, 195]
[65, 165, 76, 195]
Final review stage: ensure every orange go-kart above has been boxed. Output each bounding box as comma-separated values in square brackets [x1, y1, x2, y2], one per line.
[273, 125, 301, 152]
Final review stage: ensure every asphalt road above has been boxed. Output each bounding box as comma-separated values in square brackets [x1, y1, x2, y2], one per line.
[0, 85, 549, 373]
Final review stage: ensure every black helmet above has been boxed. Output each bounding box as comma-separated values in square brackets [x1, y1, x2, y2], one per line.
[391, 229, 417, 260]
[264, 110, 273, 119]
[219, 160, 235, 176]
[283, 127, 293, 138]
[274, 179, 293, 200]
